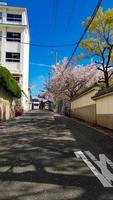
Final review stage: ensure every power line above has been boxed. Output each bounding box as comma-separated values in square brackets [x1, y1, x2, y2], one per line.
[0, 1, 101, 49]
[64, 0, 77, 34]
[54, 0, 58, 32]
[63, 0, 103, 72]
[0, 1, 102, 52]
[30, 42, 75, 48]
[0, 35, 77, 48]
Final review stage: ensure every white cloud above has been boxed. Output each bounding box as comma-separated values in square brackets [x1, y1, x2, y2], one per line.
[30, 62, 52, 68]
[37, 75, 46, 82]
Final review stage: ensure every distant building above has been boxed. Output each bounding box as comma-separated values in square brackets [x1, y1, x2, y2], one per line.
[32, 95, 53, 111]
[32, 96, 40, 110]
[0, 2, 30, 111]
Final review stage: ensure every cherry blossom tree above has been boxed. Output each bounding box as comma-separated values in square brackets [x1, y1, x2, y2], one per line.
[46, 59, 103, 101]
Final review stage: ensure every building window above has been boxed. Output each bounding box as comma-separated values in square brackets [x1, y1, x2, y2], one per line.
[6, 52, 20, 62]
[7, 14, 22, 22]
[13, 76, 20, 82]
[7, 32, 21, 42]
[0, 12, 2, 20]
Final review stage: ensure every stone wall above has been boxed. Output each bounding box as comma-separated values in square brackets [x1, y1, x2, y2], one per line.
[0, 87, 15, 121]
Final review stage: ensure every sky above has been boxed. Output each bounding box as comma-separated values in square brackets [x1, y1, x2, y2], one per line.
[0, 0, 113, 95]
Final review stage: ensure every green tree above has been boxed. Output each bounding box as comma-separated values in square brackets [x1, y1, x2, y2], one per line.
[78, 8, 113, 88]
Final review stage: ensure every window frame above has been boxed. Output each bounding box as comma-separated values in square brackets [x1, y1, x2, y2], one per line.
[7, 13, 22, 22]
[7, 32, 21, 42]
[13, 76, 20, 82]
[6, 52, 20, 62]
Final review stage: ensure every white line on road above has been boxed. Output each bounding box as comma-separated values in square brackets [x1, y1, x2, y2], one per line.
[74, 151, 113, 187]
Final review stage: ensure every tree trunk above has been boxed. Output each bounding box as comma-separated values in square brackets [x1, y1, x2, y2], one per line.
[104, 71, 109, 88]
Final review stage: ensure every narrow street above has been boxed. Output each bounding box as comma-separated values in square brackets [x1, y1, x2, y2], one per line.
[0, 110, 113, 200]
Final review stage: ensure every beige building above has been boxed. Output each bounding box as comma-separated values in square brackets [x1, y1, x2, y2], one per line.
[0, 2, 30, 111]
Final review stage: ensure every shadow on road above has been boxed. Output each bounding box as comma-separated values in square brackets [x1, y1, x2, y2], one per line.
[0, 110, 113, 200]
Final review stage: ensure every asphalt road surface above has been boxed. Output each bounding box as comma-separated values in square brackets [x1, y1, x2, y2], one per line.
[0, 110, 113, 200]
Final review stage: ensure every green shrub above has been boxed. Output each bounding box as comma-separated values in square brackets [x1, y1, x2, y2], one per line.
[0, 66, 21, 98]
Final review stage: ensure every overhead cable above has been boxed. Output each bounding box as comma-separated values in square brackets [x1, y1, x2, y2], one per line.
[63, 0, 103, 72]
[0, 35, 77, 48]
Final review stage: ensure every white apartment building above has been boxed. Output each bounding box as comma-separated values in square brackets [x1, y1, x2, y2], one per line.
[0, 2, 30, 111]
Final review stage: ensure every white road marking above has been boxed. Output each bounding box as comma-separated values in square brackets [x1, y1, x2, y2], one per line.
[85, 151, 113, 185]
[74, 151, 113, 187]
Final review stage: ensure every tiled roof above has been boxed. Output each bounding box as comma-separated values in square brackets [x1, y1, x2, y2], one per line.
[70, 84, 98, 101]
[92, 86, 113, 99]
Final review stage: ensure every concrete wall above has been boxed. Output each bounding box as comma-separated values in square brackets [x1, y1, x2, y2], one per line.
[71, 89, 97, 109]
[0, 88, 15, 121]
[71, 104, 96, 124]
[71, 88, 97, 124]
[71, 87, 113, 130]
[96, 93, 113, 130]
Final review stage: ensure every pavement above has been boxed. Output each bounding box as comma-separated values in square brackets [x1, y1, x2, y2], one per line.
[0, 110, 113, 200]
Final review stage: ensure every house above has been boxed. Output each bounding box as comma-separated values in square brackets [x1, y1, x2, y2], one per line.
[32, 96, 40, 110]
[0, 2, 30, 111]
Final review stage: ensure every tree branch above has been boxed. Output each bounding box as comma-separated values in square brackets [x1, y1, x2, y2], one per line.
[106, 45, 113, 70]
[108, 71, 113, 79]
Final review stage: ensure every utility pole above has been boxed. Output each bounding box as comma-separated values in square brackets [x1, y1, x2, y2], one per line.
[48, 50, 58, 81]
[55, 50, 58, 65]
[48, 70, 51, 81]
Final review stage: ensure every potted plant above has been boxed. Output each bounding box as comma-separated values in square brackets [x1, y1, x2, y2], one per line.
[15, 106, 23, 117]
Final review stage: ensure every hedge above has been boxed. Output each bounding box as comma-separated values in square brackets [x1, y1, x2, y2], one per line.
[0, 66, 21, 98]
